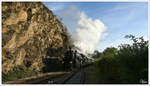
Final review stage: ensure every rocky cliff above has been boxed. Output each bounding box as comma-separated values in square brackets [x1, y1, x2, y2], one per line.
[2, 2, 71, 73]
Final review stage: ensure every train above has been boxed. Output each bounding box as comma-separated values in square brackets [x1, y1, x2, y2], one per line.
[62, 48, 94, 70]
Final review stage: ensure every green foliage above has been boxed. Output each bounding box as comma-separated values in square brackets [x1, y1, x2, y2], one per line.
[93, 35, 148, 83]
[2, 65, 40, 83]
[103, 47, 118, 55]
[94, 47, 120, 83]
[117, 35, 148, 83]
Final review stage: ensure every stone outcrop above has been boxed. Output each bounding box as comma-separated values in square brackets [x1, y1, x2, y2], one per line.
[2, 2, 71, 73]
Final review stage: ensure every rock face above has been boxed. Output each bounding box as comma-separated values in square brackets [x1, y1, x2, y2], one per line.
[2, 2, 71, 73]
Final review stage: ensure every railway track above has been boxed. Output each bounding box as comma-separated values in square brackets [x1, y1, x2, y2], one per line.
[36, 69, 79, 84]
[65, 66, 87, 84]
[32, 68, 86, 84]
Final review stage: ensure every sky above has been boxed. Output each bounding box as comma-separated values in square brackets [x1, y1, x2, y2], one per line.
[43, 2, 148, 52]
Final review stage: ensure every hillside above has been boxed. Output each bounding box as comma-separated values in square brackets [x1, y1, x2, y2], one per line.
[2, 2, 71, 74]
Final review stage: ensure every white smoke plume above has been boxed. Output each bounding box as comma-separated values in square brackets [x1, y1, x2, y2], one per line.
[58, 6, 107, 55]
[72, 12, 107, 55]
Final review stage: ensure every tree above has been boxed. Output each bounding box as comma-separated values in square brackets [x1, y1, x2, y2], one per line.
[118, 35, 148, 83]
[103, 47, 118, 55]
[95, 47, 120, 82]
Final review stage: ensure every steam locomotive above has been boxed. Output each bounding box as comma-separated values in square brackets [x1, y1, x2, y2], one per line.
[42, 47, 94, 72]
[62, 48, 94, 71]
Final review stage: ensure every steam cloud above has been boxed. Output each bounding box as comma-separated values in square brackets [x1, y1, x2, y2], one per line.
[58, 6, 107, 55]
[72, 12, 107, 55]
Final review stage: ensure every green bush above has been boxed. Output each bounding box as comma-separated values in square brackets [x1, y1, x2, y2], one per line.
[93, 47, 121, 83]
[93, 35, 148, 83]
[117, 35, 148, 83]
